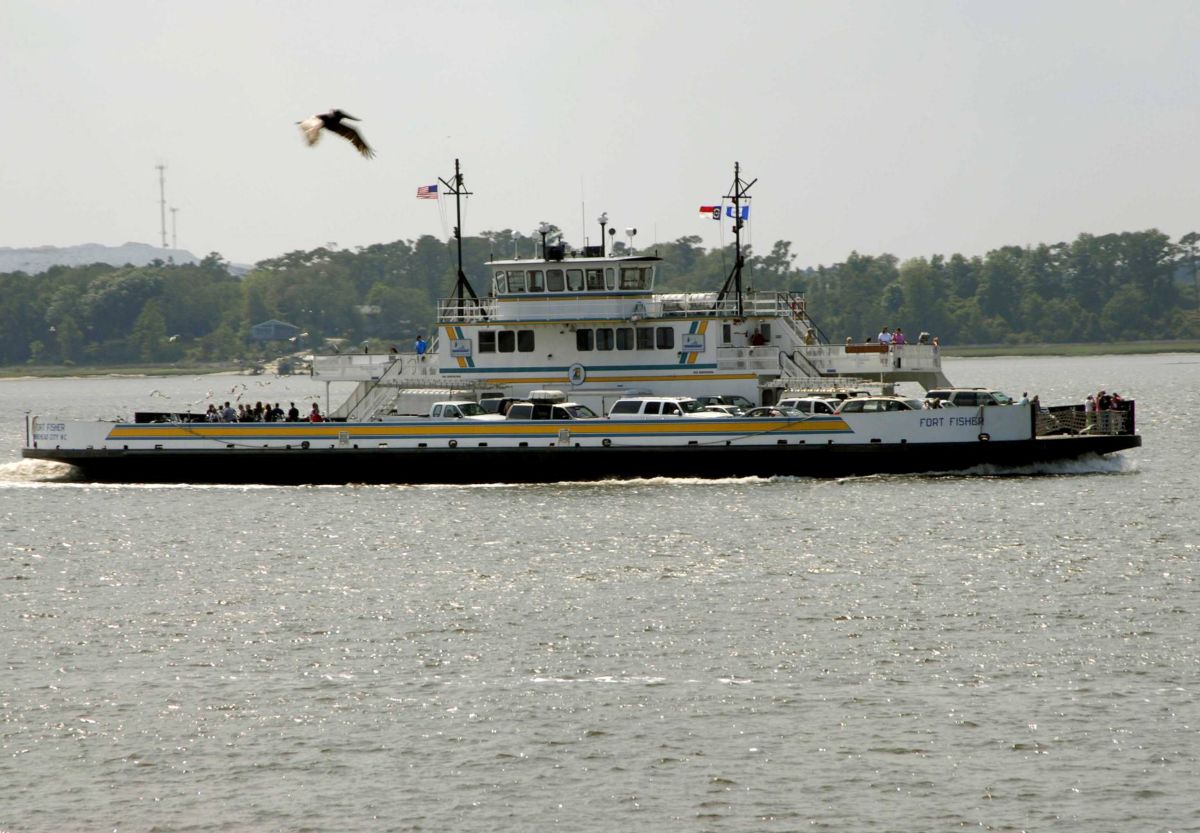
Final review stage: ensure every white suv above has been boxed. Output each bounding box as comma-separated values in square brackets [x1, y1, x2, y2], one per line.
[608, 396, 724, 419]
[925, 388, 1012, 408]
[776, 396, 841, 415]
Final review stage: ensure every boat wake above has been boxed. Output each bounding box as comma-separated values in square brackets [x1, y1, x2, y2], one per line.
[0, 458, 78, 484]
[826, 452, 1138, 483]
[940, 452, 1138, 478]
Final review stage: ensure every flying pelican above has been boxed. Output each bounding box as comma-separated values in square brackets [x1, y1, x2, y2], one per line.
[298, 109, 375, 158]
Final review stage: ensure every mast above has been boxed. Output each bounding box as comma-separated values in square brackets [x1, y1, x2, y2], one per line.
[714, 161, 756, 318]
[439, 158, 478, 306]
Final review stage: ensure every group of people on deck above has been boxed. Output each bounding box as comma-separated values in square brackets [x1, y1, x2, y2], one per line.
[876, 326, 908, 345]
[1085, 390, 1126, 413]
[203, 401, 325, 422]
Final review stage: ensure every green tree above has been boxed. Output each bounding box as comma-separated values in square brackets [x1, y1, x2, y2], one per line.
[132, 299, 169, 362]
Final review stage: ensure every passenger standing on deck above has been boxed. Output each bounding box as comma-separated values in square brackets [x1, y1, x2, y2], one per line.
[415, 334, 428, 359]
[287, 402, 300, 422]
[309, 403, 324, 422]
[892, 327, 906, 345]
[877, 327, 893, 345]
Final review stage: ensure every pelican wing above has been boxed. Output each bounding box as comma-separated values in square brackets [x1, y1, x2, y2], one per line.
[326, 120, 375, 158]
[299, 117, 324, 146]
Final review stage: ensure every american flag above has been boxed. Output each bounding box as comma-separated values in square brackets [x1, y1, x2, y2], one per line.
[416, 184, 438, 199]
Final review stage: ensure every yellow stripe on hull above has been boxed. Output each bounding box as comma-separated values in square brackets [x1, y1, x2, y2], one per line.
[107, 418, 850, 441]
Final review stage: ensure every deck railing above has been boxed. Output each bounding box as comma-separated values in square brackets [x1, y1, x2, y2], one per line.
[436, 291, 807, 323]
[1037, 403, 1135, 436]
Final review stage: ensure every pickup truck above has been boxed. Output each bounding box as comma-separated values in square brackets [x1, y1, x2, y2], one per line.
[428, 401, 507, 420]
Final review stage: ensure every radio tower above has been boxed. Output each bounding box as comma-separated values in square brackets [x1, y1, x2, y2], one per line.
[156, 164, 167, 248]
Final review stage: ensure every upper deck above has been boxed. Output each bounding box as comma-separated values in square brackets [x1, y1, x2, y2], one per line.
[439, 253, 664, 323]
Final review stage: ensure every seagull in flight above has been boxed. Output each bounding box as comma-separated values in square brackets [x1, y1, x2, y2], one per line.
[298, 109, 375, 158]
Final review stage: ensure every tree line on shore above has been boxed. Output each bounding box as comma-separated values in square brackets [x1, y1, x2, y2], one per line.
[1, 228, 1197, 367]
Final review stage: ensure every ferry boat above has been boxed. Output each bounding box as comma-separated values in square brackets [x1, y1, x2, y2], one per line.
[20, 163, 1140, 485]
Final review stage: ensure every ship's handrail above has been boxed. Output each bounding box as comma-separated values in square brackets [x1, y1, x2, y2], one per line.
[436, 290, 809, 323]
[1037, 403, 1135, 437]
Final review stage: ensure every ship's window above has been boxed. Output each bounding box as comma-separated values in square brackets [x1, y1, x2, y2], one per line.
[527, 270, 544, 292]
[586, 268, 605, 290]
[479, 331, 497, 353]
[499, 331, 515, 352]
[595, 328, 614, 351]
[494, 271, 507, 293]
[576, 329, 594, 351]
[636, 327, 655, 350]
[547, 268, 565, 292]
[615, 327, 634, 350]
[606, 268, 616, 291]
[517, 330, 535, 352]
[506, 270, 526, 292]
[643, 401, 661, 414]
[722, 323, 732, 344]
[567, 269, 584, 291]
[620, 266, 648, 290]
[656, 326, 675, 349]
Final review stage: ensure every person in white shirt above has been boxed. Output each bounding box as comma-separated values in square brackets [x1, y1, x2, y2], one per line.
[877, 327, 893, 345]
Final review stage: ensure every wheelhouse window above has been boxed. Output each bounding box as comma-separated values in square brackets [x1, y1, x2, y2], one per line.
[506, 270, 526, 292]
[616, 327, 634, 350]
[576, 329, 594, 351]
[494, 271, 507, 293]
[479, 331, 497, 353]
[595, 328, 614, 351]
[527, 270, 544, 292]
[567, 269, 584, 291]
[605, 268, 616, 291]
[620, 266, 650, 290]
[656, 326, 675, 349]
[636, 327, 655, 350]
[547, 268, 565, 292]
[586, 268, 605, 290]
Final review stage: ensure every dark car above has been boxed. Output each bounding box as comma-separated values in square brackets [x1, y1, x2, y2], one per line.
[743, 406, 804, 418]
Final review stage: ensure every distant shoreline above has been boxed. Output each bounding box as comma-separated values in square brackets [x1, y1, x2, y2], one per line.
[3, 340, 1199, 379]
[0, 363, 247, 380]
[939, 339, 1200, 358]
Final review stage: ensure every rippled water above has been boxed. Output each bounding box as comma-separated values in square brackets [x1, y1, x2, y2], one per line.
[1, 356, 1197, 832]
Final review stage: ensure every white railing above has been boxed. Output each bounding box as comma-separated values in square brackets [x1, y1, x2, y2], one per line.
[436, 290, 808, 323]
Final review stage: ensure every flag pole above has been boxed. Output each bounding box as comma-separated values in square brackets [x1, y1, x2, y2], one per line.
[438, 158, 478, 308]
[715, 162, 756, 318]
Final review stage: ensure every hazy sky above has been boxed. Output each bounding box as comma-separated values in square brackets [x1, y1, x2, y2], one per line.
[2, 1, 1197, 268]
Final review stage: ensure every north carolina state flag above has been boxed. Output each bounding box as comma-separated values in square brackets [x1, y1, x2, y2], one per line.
[699, 205, 720, 219]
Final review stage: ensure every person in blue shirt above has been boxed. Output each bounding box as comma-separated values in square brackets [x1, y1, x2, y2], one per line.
[415, 334, 427, 358]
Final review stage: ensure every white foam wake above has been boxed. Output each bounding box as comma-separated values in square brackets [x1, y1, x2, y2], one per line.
[0, 458, 78, 483]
